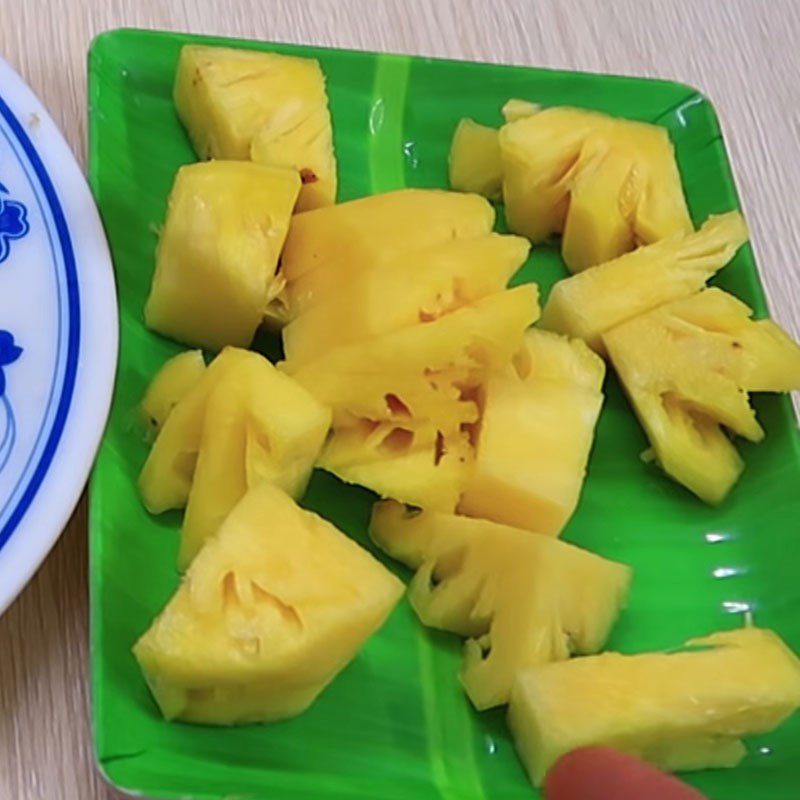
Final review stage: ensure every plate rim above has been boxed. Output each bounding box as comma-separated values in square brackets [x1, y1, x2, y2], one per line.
[0, 57, 118, 615]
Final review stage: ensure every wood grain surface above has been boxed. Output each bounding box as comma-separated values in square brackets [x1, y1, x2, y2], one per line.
[1, 1, 798, 798]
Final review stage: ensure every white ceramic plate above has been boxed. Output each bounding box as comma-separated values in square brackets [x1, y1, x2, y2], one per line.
[0, 58, 117, 614]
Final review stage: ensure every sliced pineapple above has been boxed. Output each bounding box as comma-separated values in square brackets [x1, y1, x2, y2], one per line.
[282, 233, 529, 365]
[461, 329, 605, 536]
[499, 106, 691, 271]
[139, 348, 331, 565]
[501, 99, 540, 123]
[542, 211, 749, 353]
[173, 44, 336, 210]
[319, 421, 473, 512]
[280, 189, 495, 315]
[284, 285, 540, 435]
[140, 350, 206, 437]
[370, 502, 631, 709]
[139, 347, 252, 513]
[135, 483, 403, 725]
[604, 287, 800, 503]
[145, 161, 300, 350]
[448, 119, 503, 200]
[509, 626, 800, 786]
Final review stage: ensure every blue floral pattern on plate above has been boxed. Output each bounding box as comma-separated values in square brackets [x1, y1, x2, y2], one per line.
[0, 182, 29, 264]
[0, 330, 21, 474]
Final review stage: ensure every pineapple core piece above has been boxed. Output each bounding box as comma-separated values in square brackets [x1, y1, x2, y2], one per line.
[135, 483, 403, 725]
[370, 501, 631, 709]
[509, 626, 800, 786]
[499, 106, 691, 272]
[448, 119, 503, 200]
[604, 288, 800, 504]
[280, 189, 495, 315]
[319, 421, 473, 513]
[285, 285, 540, 436]
[173, 44, 336, 211]
[140, 350, 206, 437]
[145, 161, 300, 351]
[542, 211, 749, 353]
[283, 233, 529, 365]
[461, 329, 605, 536]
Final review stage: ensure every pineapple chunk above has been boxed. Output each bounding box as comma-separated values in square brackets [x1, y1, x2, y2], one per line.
[139, 348, 330, 541]
[501, 99, 540, 123]
[542, 211, 749, 353]
[177, 349, 330, 568]
[145, 161, 300, 350]
[285, 286, 540, 435]
[280, 189, 495, 315]
[448, 119, 502, 200]
[174, 45, 336, 211]
[319, 421, 473, 512]
[560, 144, 638, 273]
[509, 626, 800, 786]
[139, 347, 252, 513]
[140, 350, 206, 437]
[370, 502, 631, 709]
[460, 329, 605, 535]
[499, 106, 691, 271]
[135, 483, 403, 725]
[283, 233, 529, 364]
[604, 288, 800, 503]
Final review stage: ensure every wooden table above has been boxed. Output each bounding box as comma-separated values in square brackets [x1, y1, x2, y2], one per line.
[1, 1, 798, 797]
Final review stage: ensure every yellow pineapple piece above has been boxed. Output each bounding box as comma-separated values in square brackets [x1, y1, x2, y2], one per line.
[280, 189, 495, 315]
[283, 233, 529, 364]
[173, 44, 336, 211]
[542, 211, 749, 353]
[139, 347, 252, 513]
[370, 502, 630, 709]
[560, 143, 638, 273]
[285, 285, 540, 435]
[604, 288, 800, 503]
[175, 349, 330, 568]
[140, 350, 206, 437]
[145, 161, 300, 350]
[139, 348, 330, 552]
[460, 329, 605, 535]
[501, 99, 540, 123]
[319, 421, 473, 512]
[135, 483, 403, 725]
[509, 626, 800, 786]
[499, 106, 691, 271]
[448, 119, 503, 200]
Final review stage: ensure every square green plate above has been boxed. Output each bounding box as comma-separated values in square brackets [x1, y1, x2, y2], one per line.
[88, 27, 800, 800]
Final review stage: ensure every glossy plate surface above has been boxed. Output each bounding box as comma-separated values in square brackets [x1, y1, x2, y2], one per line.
[0, 58, 116, 615]
[88, 28, 800, 799]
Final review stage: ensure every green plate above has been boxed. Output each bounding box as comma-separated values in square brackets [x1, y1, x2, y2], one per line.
[88, 27, 800, 800]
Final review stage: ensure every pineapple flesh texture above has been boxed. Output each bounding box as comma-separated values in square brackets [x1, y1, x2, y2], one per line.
[499, 106, 691, 272]
[319, 421, 473, 512]
[176, 349, 331, 569]
[542, 211, 749, 353]
[370, 501, 631, 709]
[460, 329, 605, 536]
[145, 161, 300, 351]
[508, 626, 800, 787]
[282, 233, 529, 365]
[174, 45, 336, 211]
[279, 189, 495, 315]
[140, 350, 206, 438]
[284, 285, 540, 436]
[134, 483, 404, 725]
[604, 288, 800, 504]
[448, 119, 503, 200]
